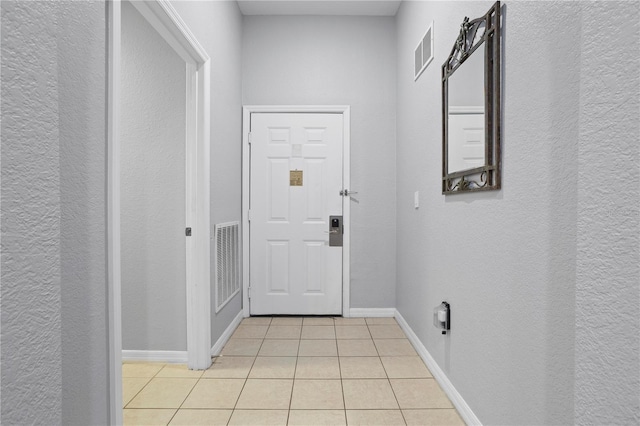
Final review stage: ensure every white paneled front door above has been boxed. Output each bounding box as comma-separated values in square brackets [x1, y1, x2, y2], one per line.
[249, 113, 344, 315]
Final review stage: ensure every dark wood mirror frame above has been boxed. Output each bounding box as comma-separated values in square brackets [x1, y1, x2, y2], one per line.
[442, 1, 501, 194]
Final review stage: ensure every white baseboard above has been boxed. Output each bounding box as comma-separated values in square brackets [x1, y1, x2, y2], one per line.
[349, 308, 396, 317]
[394, 310, 482, 426]
[122, 350, 187, 363]
[211, 310, 244, 356]
[122, 310, 245, 363]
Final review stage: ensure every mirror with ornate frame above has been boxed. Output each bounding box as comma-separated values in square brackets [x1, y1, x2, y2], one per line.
[442, 1, 501, 194]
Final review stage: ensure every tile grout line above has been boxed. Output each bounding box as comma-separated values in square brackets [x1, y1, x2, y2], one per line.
[286, 329, 303, 425]
[122, 374, 154, 409]
[378, 339, 409, 426]
[335, 321, 349, 426]
[227, 317, 269, 425]
[122, 362, 167, 411]
[370, 318, 409, 426]
[164, 367, 204, 425]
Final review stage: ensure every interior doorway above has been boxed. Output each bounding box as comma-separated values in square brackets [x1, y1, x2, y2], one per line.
[120, 0, 187, 362]
[107, 0, 211, 422]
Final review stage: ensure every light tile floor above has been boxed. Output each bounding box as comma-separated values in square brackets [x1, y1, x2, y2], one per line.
[123, 317, 465, 425]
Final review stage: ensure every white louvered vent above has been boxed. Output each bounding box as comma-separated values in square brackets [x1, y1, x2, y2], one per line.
[414, 21, 434, 81]
[214, 221, 240, 313]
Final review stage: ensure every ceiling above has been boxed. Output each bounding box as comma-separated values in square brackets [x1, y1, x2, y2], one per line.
[237, 0, 403, 16]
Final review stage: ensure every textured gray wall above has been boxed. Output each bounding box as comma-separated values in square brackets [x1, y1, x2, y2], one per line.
[1, 1, 109, 424]
[396, 1, 579, 424]
[1, 2, 63, 423]
[121, 1, 187, 352]
[58, 1, 109, 422]
[170, 0, 244, 345]
[242, 16, 397, 309]
[575, 2, 639, 424]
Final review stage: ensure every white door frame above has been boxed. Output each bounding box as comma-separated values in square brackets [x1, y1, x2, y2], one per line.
[242, 106, 351, 318]
[108, 0, 211, 422]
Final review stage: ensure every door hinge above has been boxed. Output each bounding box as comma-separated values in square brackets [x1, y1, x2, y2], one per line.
[248, 132, 252, 144]
[185, 227, 192, 236]
[247, 286, 252, 299]
[248, 210, 252, 222]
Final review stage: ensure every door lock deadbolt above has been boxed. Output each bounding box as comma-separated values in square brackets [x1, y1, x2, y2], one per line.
[329, 215, 343, 247]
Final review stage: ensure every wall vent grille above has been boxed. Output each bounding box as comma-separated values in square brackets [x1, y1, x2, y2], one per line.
[414, 22, 434, 81]
[214, 221, 240, 313]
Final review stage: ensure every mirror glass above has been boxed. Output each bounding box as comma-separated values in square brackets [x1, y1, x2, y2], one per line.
[447, 49, 485, 174]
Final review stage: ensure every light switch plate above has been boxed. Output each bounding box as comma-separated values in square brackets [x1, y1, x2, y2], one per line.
[414, 191, 419, 209]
